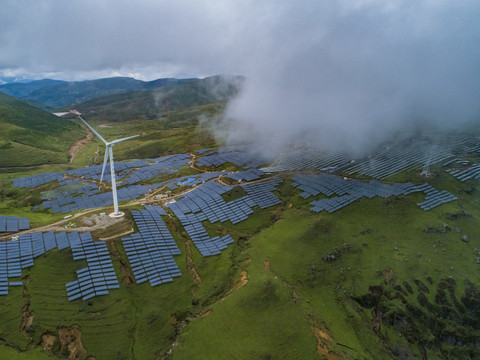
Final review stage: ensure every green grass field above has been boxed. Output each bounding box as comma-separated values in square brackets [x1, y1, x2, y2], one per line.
[0, 163, 478, 359]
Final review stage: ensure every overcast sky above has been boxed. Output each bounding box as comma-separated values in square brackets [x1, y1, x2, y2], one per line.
[1, 1, 479, 152]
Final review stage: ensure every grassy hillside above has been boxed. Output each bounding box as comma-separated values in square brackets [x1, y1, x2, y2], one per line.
[0, 93, 84, 167]
[75, 75, 243, 123]
[66, 103, 220, 168]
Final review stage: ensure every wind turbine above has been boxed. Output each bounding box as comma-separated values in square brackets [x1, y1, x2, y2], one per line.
[78, 116, 139, 217]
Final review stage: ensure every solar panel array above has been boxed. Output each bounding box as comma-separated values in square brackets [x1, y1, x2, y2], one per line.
[167, 171, 226, 191]
[0, 216, 30, 232]
[13, 160, 150, 189]
[346, 141, 453, 179]
[167, 178, 281, 256]
[195, 148, 210, 154]
[262, 136, 480, 180]
[224, 169, 264, 182]
[196, 146, 266, 169]
[0, 231, 118, 300]
[66, 232, 119, 301]
[404, 184, 458, 210]
[66, 159, 150, 183]
[292, 173, 457, 213]
[179, 213, 234, 256]
[121, 206, 182, 286]
[13, 172, 64, 189]
[446, 161, 480, 182]
[241, 178, 283, 209]
[447, 136, 480, 154]
[42, 182, 166, 214]
[122, 154, 190, 185]
[262, 149, 352, 173]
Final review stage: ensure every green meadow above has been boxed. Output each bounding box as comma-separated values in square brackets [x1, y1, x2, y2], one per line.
[0, 162, 478, 359]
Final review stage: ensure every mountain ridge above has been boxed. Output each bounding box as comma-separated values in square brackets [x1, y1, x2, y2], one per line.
[74, 75, 244, 122]
[0, 76, 198, 109]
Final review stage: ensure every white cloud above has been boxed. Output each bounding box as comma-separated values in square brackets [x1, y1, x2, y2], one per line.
[1, 1, 479, 153]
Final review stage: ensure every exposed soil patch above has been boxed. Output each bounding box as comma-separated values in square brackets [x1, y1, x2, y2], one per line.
[58, 325, 87, 360]
[201, 309, 212, 318]
[41, 332, 57, 351]
[20, 282, 33, 335]
[219, 271, 248, 302]
[185, 239, 201, 285]
[69, 126, 93, 164]
[108, 239, 133, 286]
[99, 228, 134, 241]
[119, 259, 134, 287]
[310, 325, 341, 360]
[54, 213, 127, 234]
[232, 271, 248, 292]
[20, 303, 34, 335]
[264, 258, 273, 274]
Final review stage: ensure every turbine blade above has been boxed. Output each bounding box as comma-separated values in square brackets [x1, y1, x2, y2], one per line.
[109, 134, 140, 145]
[78, 116, 107, 144]
[100, 148, 109, 183]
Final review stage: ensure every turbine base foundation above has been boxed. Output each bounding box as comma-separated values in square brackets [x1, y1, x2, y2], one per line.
[109, 211, 125, 218]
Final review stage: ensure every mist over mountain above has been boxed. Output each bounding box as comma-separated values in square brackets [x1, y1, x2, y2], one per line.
[218, 2, 480, 155]
[1, 1, 478, 156]
[0, 77, 196, 109]
[75, 75, 243, 122]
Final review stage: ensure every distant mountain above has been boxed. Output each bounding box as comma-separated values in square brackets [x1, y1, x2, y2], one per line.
[0, 77, 36, 85]
[0, 79, 66, 98]
[0, 77, 197, 109]
[76, 75, 244, 122]
[0, 92, 84, 167]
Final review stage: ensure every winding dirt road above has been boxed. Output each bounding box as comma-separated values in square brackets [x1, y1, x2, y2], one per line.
[69, 125, 93, 164]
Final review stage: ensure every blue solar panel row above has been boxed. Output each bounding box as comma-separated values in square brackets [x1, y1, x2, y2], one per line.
[172, 211, 234, 256]
[0, 216, 30, 233]
[168, 171, 226, 190]
[65, 159, 150, 183]
[12, 159, 152, 190]
[167, 178, 282, 256]
[12, 172, 64, 189]
[121, 206, 182, 286]
[42, 181, 167, 214]
[224, 168, 264, 182]
[0, 231, 118, 300]
[446, 161, 480, 182]
[262, 136, 480, 180]
[241, 178, 282, 209]
[262, 149, 351, 173]
[122, 154, 191, 185]
[196, 146, 266, 169]
[66, 232, 119, 301]
[292, 173, 457, 213]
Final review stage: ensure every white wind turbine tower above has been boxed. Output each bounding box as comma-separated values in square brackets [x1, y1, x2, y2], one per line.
[78, 116, 139, 217]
